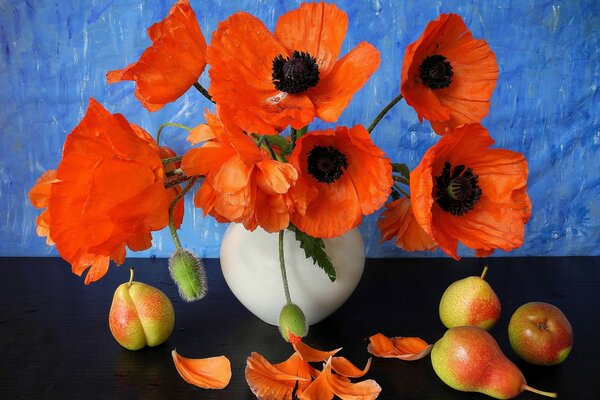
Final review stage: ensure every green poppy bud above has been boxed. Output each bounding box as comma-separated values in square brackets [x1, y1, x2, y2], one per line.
[168, 249, 207, 302]
[278, 303, 308, 342]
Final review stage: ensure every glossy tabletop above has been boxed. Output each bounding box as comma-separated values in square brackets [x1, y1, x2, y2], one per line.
[1, 257, 599, 399]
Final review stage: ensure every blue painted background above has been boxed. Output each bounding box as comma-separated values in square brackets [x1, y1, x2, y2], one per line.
[1, 0, 598, 259]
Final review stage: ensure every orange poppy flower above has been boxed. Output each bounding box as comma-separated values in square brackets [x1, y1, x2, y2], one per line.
[377, 197, 437, 252]
[401, 14, 498, 134]
[30, 98, 182, 284]
[367, 333, 432, 360]
[288, 125, 392, 238]
[171, 349, 231, 389]
[106, 0, 207, 111]
[181, 111, 298, 232]
[246, 340, 378, 400]
[410, 124, 531, 259]
[207, 2, 380, 134]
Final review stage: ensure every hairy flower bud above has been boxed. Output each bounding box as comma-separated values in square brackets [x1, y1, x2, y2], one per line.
[168, 249, 207, 302]
[278, 303, 308, 342]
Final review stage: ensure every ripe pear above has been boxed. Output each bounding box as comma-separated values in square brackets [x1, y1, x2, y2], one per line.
[109, 268, 175, 350]
[439, 266, 501, 330]
[431, 326, 557, 399]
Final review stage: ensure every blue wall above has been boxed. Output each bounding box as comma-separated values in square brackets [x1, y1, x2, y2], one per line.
[1, 0, 598, 258]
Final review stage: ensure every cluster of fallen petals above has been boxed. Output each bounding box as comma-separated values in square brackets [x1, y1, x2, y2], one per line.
[246, 340, 381, 400]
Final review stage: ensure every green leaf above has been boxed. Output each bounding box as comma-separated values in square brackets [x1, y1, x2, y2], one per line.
[264, 135, 291, 155]
[288, 225, 336, 282]
[392, 163, 411, 180]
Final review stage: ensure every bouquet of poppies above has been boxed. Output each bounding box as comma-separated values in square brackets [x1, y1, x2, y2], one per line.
[29, 0, 530, 345]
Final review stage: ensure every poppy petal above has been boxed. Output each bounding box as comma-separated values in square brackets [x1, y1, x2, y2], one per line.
[367, 333, 432, 360]
[29, 170, 58, 208]
[246, 352, 307, 400]
[187, 123, 216, 145]
[275, 2, 348, 76]
[172, 349, 231, 389]
[331, 357, 372, 379]
[377, 198, 437, 252]
[293, 341, 342, 363]
[308, 42, 380, 122]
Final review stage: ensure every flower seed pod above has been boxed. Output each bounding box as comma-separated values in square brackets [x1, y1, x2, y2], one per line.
[168, 249, 207, 302]
[278, 303, 308, 342]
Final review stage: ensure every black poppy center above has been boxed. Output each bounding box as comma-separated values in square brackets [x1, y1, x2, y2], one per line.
[434, 162, 482, 216]
[307, 145, 348, 184]
[272, 50, 320, 94]
[419, 55, 453, 90]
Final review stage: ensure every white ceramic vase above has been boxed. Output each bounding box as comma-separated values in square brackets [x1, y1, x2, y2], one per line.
[219, 223, 365, 326]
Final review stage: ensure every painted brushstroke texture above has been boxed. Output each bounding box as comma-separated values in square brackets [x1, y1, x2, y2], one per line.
[1, 0, 598, 259]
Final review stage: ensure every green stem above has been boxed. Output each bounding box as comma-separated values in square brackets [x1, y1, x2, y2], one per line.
[162, 155, 183, 165]
[156, 123, 193, 145]
[290, 128, 298, 151]
[263, 140, 281, 161]
[168, 177, 199, 250]
[393, 175, 410, 186]
[367, 93, 404, 134]
[164, 175, 192, 189]
[193, 82, 214, 103]
[394, 183, 410, 198]
[279, 230, 292, 305]
[128, 267, 134, 287]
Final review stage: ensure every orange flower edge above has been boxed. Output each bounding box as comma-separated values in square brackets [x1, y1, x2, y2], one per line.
[28, 170, 59, 245]
[377, 197, 437, 252]
[292, 340, 342, 363]
[368, 333, 432, 361]
[172, 349, 231, 389]
[401, 13, 498, 134]
[410, 123, 531, 259]
[106, 0, 207, 111]
[207, 3, 379, 134]
[289, 125, 392, 238]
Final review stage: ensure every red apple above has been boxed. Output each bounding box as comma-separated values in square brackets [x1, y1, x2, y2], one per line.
[508, 302, 573, 365]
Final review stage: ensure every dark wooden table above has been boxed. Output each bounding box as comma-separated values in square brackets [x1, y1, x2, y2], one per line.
[1, 257, 599, 399]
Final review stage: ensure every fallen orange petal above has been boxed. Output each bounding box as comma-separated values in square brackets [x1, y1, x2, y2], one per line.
[300, 357, 381, 400]
[171, 349, 231, 389]
[293, 341, 342, 363]
[246, 352, 309, 400]
[331, 356, 372, 378]
[367, 333, 432, 360]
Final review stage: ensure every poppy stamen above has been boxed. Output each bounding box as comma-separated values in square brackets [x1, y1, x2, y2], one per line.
[307, 145, 348, 183]
[419, 55, 453, 90]
[435, 162, 481, 216]
[272, 50, 320, 94]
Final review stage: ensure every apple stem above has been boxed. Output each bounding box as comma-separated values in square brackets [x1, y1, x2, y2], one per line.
[128, 267, 134, 287]
[524, 385, 558, 398]
[480, 266, 489, 280]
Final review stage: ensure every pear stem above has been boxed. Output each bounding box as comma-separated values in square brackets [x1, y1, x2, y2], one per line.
[524, 385, 558, 398]
[128, 267, 134, 287]
[480, 266, 489, 280]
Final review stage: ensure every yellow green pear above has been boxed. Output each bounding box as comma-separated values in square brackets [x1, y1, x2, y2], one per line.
[431, 326, 557, 399]
[109, 268, 175, 350]
[439, 266, 501, 330]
